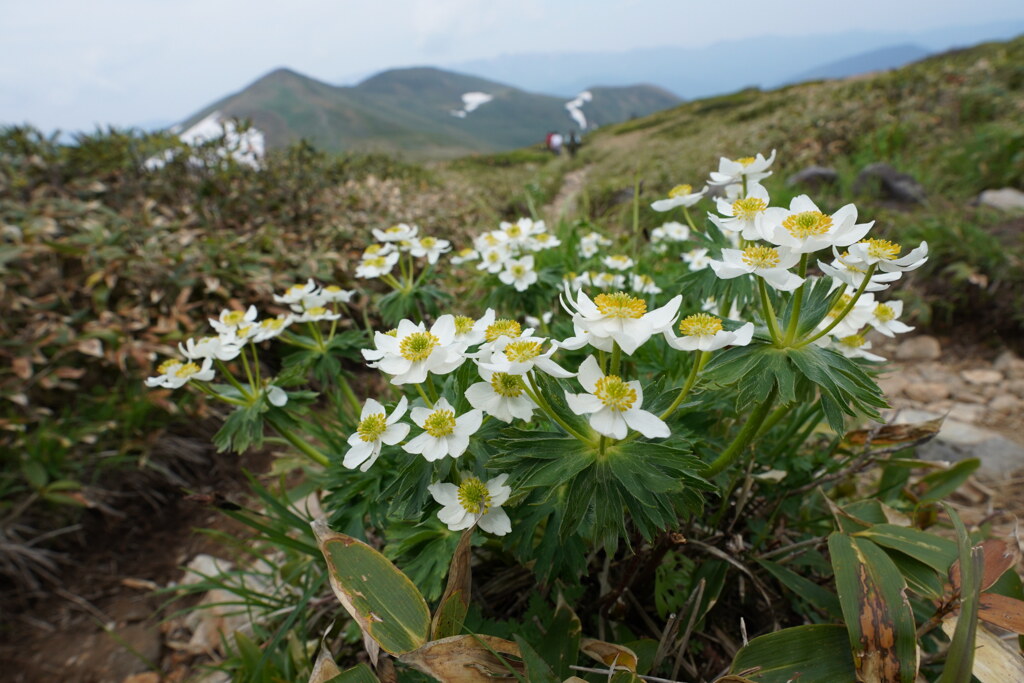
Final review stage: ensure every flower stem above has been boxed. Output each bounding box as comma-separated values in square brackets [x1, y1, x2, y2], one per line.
[659, 351, 709, 421]
[682, 206, 698, 233]
[757, 278, 783, 344]
[610, 343, 622, 377]
[194, 382, 247, 407]
[799, 263, 877, 346]
[216, 360, 253, 401]
[783, 255, 810, 344]
[337, 376, 363, 417]
[705, 387, 778, 477]
[524, 372, 592, 444]
[266, 417, 330, 467]
[414, 383, 434, 408]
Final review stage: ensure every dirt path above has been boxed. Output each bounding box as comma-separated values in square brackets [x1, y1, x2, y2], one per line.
[544, 166, 589, 221]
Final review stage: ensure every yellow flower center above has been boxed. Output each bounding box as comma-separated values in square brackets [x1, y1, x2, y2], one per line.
[357, 413, 388, 442]
[535, 233, 551, 243]
[490, 372, 525, 398]
[594, 375, 637, 411]
[828, 294, 854, 318]
[595, 292, 647, 319]
[222, 310, 247, 326]
[741, 245, 781, 269]
[420, 237, 437, 248]
[839, 334, 866, 348]
[385, 225, 404, 235]
[875, 304, 895, 322]
[175, 362, 201, 378]
[678, 313, 723, 337]
[454, 316, 475, 335]
[504, 340, 542, 362]
[423, 409, 456, 438]
[365, 256, 386, 268]
[485, 320, 522, 342]
[260, 317, 287, 331]
[364, 244, 384, 255]
[157, 359, 180, 375]
[838, 251, 867, 273]
[484, 234, 500, 246]
[736, 156, 757, 166]
[511, 264, 526, 277]
[286, 284, 306, 296]
[457, 248, 475, 257]
[731, 197, 767, 221]
[306, 306, 328, 317]
[384, 329, 398, 337]
[325, 285, 342, 294]
[457, 477, 492, 515]
[506, 225, 523, 237]
[782, 211, 833, 239]
[486, 251, 502, 263]
[860, 238, 902, 260]
[399, 331, 440, 362]
[668, 184, 693, 198]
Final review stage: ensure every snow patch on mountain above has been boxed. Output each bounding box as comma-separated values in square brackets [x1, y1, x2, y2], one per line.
[145, 112, 265, 170]
[565, 91, 593, 129]
[450, 92, 494, 118]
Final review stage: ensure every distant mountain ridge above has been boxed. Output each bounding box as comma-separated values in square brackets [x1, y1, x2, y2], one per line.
[178, 67, 679, 159]
[784, 44, 932, 84]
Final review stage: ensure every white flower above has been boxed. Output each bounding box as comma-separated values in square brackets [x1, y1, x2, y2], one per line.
[320, 285, 356, 304]
[524, 311, 553, 329]
[558, 290, 682, 355]
[252, 315, 294, 343]
[498, 255, 538, 292]
[683, 248, 712, 271]
[818, 252, 903, 292]
[760, 196, 873, 254]
[466, 368, 537, 422]
[450, 248, 479, 264]
[563, 271, 592, 290]
[470, 310, 534, 351]
[428, 474, 512, 535]
[362, 243, 396, 259]
[591, 271, 626, 290]
[710, 245, 804, 292]
[362, 316, 465, 385]
[578, 231, 612, 258]
[373, 223, 418, 243]
[818, 286, 876, 338]
[842, 239, 928, 273]
[631, 273, 662, 295]
[410, 236, 452, 264]
[477, 244, 512, 274]
[295, 306, 342, 323]
[526, 231, 561, 251]
[210, 305, 258, 338]
[868, 300, 915, 338]
[664, 313, 755, 352]
[473, 230, 509, 253]
[564, 356, 669, 439]
[822, 332, 885, 362]
[404, 398, 483, 461]
[265, 385, 288, 407]
[701, 297, 741, 319]
[651, 184, 707, 212]
[500, 218, 544, 248]
[653, 221, 691, 243]
[708, 150, 776, 189]
[179, 335, 243, 361]
[274, 279, 319, 308]
[145, 357, 215, 389]
[355, 252, 400, 279]
[343, 397, 410, 471]
[480, 335, 574, 378]
[602, 254, 634, 271]
[709, 183, 771, 241]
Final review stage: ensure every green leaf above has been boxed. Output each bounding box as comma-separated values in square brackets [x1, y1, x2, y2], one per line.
[854, 524, 958, 574]
[829, 533, 918, 683]
[512, 636, 560, 683]
[533, 594, 581, 679]
[917, 458, 980, 504]
[756, 558, 842, 618]
[312, 519, 430, 655]
[730, 624, 856, 682]
[327, 663, 379, 682]
[430, 526, 474, 640]
[938, 505, 984, 683]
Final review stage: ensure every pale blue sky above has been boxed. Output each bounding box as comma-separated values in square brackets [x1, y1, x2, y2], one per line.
[2, 0, 1022, 132]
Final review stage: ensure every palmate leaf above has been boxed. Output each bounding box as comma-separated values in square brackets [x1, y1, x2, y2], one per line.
[788, 345, 887, 433]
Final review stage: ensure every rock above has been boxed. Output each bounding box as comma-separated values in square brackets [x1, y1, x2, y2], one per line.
[786, 166, 839, 191]
[877, 374, 909, 398]
[994, 350, 1024, 377]
[961, 369, 1003, 386]
[890, 409, 1024, 475]
[978, 188, 1024, 212]
[948, 402, 984, 424]
[896, 335, 941, 361]
[853, 163, 926, 204]
[959, 391, 988, 404]
[123, 674, 161, 683]
[1007, 379, 1024, 398]
[905, 382, 950, 403]
[989, 394, 1021, 413]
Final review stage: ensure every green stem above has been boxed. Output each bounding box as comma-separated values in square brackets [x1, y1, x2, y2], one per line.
[216, 360, 253, 401]
[799, 263, 877, 346]
[239, 347, 256, 391]
[659, 351, 709, 420]
[610, 343, 622, 377]
[783, 255, 810, 344]
[381, 273, 404, 291]
[414, 383, 434, 408]
[524, 373, 593, 444]
[250, 343, 262, 387]
[599, 435, 608, 457]
[754, 402, 793, 439]
[266, 417, 330, 468]
[682, 206, 698, 233]
[194, 382, 247, 407]
[306, 321, 325, 351]
[705, 388, 778, 477]
[337, 377, 363, 417]
[758, 278, 783, 344]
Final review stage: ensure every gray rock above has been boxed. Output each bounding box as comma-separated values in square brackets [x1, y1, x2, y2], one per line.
[905, 382, 950, 403]
[978, 188, 1024, 212]
[961, 369, 1003, 386]
[853, 163, 926, 204]
[993, 351, 1024, 377]
[948, 402, 984, 424]
[989, 394, 1021, 413]
[786, 166, 839, 191]
[890, 409, 1024, 475]
[1007, 379, 1024, 398]
[896, 335, 941, 361]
